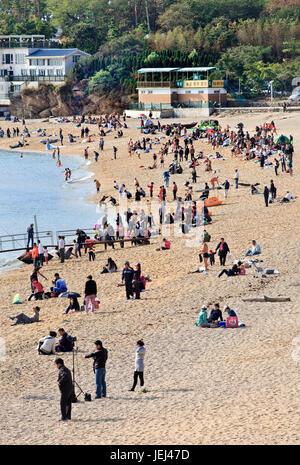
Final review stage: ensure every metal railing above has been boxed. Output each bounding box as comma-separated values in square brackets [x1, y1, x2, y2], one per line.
[137, 81, 175, 88]
[0, 40, 60, 49]
[0, 231, 54, 251]
[7, 75, 66, 82]
[55, 228, 96, 240]
[129, 101, 211, 110]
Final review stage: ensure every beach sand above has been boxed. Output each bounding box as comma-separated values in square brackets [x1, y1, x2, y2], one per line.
[0, 111, 299, 445]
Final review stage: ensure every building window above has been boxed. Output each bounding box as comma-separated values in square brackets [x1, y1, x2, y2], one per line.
[72, 55, 80, 63]
[56, 69, 63, 76]
[185, 91, 191, 94]
[15, 54, 26, 64]
[30, 59, 45, 66]
[147, 90, 153, 94]
[48, 69, 54, 76]
[198, 90, 204, 94]
[21, 69, 28, 76]
[30, 69, 36, 76]
[2, 54, 13, 64]
[38, 69, 46, 76]
[48, 59, 63, 66]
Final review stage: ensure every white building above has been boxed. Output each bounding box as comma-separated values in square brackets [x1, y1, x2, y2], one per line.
[0, 35, 90, 116]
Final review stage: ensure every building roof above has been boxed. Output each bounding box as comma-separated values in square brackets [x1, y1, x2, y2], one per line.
[27, 49, 89, 58]
[138, 68, 180, 73]
[138, 67, 218, 74]
[178, 67, 217, 72]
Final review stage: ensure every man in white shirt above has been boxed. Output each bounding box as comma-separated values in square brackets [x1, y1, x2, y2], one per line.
[37, 239, 44, 268]
[245, 240, 261, 256]
[37, 331, 57, 355]
[282, 191, 292, 203]
[58, 236, 65, 263]
[234, 169, 239, 189]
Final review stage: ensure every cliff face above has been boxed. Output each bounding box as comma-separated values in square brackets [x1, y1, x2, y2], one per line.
[10, 81, 130, 118]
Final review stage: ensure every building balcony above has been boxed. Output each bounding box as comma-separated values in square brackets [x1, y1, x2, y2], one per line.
[137, 81, 175, 88]
[6, 75, 66, 82]
[0, 40, 60, 49]
[137, 79, 225, 89]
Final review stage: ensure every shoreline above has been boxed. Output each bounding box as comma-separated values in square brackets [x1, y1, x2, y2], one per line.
[0, 146, 96, 275]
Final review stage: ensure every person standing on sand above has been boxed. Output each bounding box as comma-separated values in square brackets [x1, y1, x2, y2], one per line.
[215, 238, 230, 266]
[55, 358, 73, 422]
[113, 146, 118, 160]
[223, 179, 230, 198]
[94, 179, 101, 193]
[200, 241, 209, 271]
[122, 261, 134, 300]
[234, 169, 239, 189]
[129, 340, 146, 392]
[84, 275, 97, 313]
[84, 147, 89, 160]
[84, 340, 108, 399]
[58, 236, 65, 263]
[264, 186, 269, 207]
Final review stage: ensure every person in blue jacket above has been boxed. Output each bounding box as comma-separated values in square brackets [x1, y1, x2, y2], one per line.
[52, 273, 67, 296]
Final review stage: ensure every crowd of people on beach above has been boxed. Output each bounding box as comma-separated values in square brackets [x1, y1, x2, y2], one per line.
[5, 110, 297, 422]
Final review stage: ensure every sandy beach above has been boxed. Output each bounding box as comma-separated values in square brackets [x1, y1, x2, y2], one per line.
[0, 110, 299, 445]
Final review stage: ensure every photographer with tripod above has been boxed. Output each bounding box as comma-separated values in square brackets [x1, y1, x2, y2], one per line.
[84, 340, 108, 399]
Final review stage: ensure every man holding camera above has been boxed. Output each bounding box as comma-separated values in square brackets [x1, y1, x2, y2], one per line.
[84, 340, 108, 399]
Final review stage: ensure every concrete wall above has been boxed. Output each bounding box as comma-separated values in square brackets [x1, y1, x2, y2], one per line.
[172, 107, 211, 118]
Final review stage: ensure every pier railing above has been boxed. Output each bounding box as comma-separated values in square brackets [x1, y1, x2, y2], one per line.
[0, 231, 54, 251]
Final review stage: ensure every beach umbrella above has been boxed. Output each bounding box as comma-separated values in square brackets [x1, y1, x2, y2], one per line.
[59, 291, 81, 298]
[139, 114, 147, 119]
[276, 135, 289, 144]
[206, 128, 215, 134]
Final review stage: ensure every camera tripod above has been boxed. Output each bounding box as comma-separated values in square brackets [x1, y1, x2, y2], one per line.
[72, 340, 85, 401]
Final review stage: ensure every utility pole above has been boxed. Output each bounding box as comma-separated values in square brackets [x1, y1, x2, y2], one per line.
[34, 215, 39, 241]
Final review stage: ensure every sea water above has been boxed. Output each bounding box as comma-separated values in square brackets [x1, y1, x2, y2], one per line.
[0, 149, 100, 270]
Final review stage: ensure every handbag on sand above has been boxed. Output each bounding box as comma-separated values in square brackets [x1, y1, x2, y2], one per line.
[226, 317, 239, 328]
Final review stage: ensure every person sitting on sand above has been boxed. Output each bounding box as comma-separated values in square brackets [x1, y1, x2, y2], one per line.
[9, 306, 40, 326]
[63, 297, 80, 315]
[217, 262, 242, 278]
[245, 240, 261, 256]
[51, 274, 67, 296]
[196, 305, 208, 326]
[280, 191, 293, 203]
[101, 257, 118, 273]
[223, 305, 237, 318]
[251, 185, 259, 195]
[37, 331, 57, 355]
[55, 328, 74, 352]
[156, 238, 171, 251]
[207, 303, 223, 324]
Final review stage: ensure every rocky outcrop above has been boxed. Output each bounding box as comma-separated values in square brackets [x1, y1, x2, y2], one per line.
[9, 80, 131, 118]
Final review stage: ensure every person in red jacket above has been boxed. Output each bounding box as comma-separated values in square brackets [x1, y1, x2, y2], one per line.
[28, 280, 44, 300]
[30, 243, 39, 269]
[157, 238, 171, 251]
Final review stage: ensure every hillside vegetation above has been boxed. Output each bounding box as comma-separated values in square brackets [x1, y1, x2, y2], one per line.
[1, 0, 300, 98]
